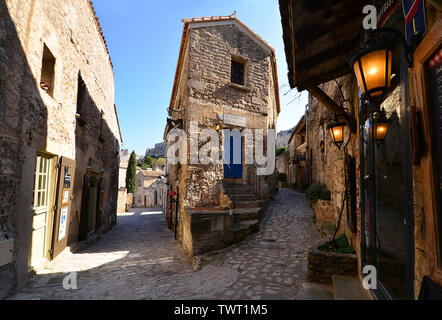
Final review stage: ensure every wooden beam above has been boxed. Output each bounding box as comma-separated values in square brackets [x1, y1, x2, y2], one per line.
[296, 38, 358, 73]
[296, 65, 351, 91]
[306, 85, 346, 115]
[294, 10, 363, 48]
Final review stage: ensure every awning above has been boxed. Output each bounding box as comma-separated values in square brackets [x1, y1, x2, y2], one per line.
[279, 0, 366, 91]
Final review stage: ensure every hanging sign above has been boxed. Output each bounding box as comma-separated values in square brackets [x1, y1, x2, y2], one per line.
[377, 0, 401, 28]
[62, 188, 70, 205]
[58, 207, 68, 241]
[223, 114, 246, 127]
[402, 0, 427, 47]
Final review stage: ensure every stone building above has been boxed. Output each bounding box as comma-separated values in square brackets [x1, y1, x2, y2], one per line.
[118, 149, 130, 188]
[135, 169, 164, 208]
[275, 150, 289, 181]
[280, 0, 442, 299]
[0, 0, 121, 298]
[164, 14, 280, 256]
[117, 149, 129, 214]
[287, 115, 308, 189]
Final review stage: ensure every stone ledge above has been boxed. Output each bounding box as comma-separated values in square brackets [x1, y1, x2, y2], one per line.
[228, 82, 251, 92]
[307, 247, 358, 284]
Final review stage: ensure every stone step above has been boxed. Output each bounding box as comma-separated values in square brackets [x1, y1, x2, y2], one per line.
[297, 282, 335, 300]
[233, 207, 263, 221]
[223, 183, 250, 191]
[232, 220, 259, 242]
[230, 195, 258, 202]
[233, 200, 265, 208]
[332, 275, 371, 300]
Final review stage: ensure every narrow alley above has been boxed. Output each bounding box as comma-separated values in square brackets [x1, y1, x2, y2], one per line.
[10, 189, 322, 300]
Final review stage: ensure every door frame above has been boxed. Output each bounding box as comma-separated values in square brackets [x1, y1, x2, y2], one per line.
[223, 132, 244, 180]
[359, 45, 415, 299]
[413, 18, 442, 286]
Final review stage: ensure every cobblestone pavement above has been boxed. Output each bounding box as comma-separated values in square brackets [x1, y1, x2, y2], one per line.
[10, 189, 322, 300]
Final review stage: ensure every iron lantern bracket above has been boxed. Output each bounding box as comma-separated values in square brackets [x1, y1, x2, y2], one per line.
[336, 112, 357, 134]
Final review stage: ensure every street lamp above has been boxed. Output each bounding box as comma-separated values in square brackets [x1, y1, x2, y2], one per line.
[373, 108, 389, 143]
[327, 120, 346, 149]
[349, 30, 393, 104]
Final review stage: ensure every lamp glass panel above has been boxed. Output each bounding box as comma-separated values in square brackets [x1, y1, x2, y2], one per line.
[330, 126, 344, 144]
[353, 49, 392, 97]
[375, 122, 389, 140]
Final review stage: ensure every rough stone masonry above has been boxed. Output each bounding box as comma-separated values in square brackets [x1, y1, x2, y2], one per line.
[0, 0, 121, 298]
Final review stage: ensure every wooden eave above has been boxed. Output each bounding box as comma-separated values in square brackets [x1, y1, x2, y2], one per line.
[279, 0, 366, 91]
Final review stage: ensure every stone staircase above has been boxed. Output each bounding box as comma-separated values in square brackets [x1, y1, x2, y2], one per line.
[297, 275, 372, 300]
[223, 181, 265, 241]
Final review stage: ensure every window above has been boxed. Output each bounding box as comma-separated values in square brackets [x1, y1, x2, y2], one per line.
[231, 59, 245, 86]
[98, 110, 105, 143]
[76, 74, 87, 116]
[40, 44, 56, 97]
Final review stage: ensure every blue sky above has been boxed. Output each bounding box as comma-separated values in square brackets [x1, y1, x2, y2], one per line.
[93, 0, 308, 155]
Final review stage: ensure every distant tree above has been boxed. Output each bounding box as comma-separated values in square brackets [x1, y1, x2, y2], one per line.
[142, 155, 153, 169]
[156, 157, 165, 169]
[276, 147, 287, 157]
[126, 151, 137, 194]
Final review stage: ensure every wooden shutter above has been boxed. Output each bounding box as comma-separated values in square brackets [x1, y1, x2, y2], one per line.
[51, 157, 75, 259]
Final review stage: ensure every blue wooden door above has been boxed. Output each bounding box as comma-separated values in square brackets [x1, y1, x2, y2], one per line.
[223, 136, 243, 178]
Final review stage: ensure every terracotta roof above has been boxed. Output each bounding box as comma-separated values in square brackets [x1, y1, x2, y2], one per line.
[169, 13, 280, 115]
[87, 1, 113, 70]
[139, 170, 164, 177]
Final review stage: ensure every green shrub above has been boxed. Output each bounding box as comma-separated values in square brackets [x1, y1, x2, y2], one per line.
[305, 183, 331, 202]
[277, 172, 287, 182]
[318, 234, 356, 254]
[276, 147, 287, 157]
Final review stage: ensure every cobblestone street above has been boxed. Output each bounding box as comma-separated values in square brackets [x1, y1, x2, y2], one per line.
[10, 189, 322, 300]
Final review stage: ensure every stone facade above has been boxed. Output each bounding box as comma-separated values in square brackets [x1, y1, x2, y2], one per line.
[134, 170, 164, 208]
[165, 15, 279, 256]
[311, 199, 337, 238]
[287, 115, 306, 188]
[118, 149, 129, 188]
[0, 0, 121, 297]
[307, 75, 357, 242]
[276, 151, 289, 178]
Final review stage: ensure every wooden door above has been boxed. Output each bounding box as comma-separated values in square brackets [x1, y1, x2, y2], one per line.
[51, 157, 75, 259]
[30, 154, 53, 266]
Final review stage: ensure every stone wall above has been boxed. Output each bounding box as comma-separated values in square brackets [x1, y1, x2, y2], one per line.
[184, 207, 234, 256]
[187, 25, 272, 114]
[276, 151, 289, 177]
[312, 199, 337, 238]
[117, 188, 127, 214]
[0, 0, 120, 295]
[307, 248, 358, 284]
[307, 75, 357, 242]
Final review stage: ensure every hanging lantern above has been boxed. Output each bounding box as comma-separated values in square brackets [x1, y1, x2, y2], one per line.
[327, 121, 346, 149]
[350, 30, 393, 103]
[373, 109, 389, 142]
